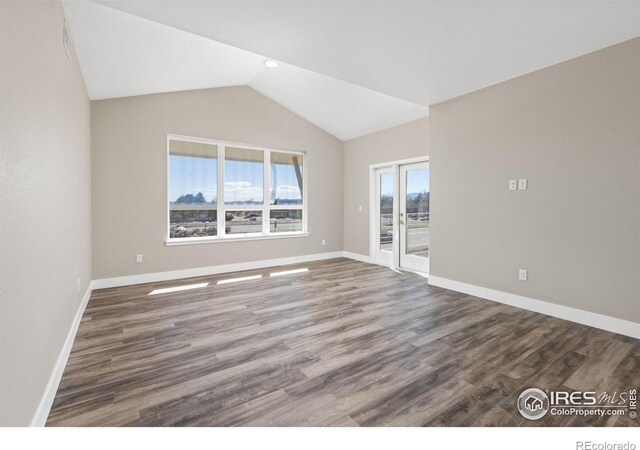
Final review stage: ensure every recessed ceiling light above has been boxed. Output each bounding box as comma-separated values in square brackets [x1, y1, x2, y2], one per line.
[264, 59, 278, 69]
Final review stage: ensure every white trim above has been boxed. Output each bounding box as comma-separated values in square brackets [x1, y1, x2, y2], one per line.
[369, 155, 429, 169]
[92, 251, 343, 290]
[399, 161, 429, 273]
[369, 166, 377, 263]
[371, 167, 394, 266]
[166, 232, 310, 246]
[35, 250, 343, 425]
[395, 266, 429, 278]
[368, 156, 429, 271]
[342, 252, 429, 276]
[167, 134, 308, 243]
[167, 134, 304, 155]
[217, 143, 225, 237]
[428, 276, 640, 340]
[170, 204, 217, 211]
[31, 284, 94, 427]
[342, 251, 372, 264]
[263, 149, 271, 234]
[392, 164, 401, 269]
[32, 259, 639, 427]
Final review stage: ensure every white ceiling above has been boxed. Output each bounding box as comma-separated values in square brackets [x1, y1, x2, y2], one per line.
[62, 0, 428, 140]
[62, 1, 265, 100]
[64, 0, 640, 140]
[250, 62, 428, 142]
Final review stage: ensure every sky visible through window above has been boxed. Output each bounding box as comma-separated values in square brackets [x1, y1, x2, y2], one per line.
[224, 156, 264, 205]
[170, 155, 303, 204]
[169, 155, 217, 203]
[407, 168, 429, 196]
[381, 168, 429, 197]
[271, 161, 302, 205]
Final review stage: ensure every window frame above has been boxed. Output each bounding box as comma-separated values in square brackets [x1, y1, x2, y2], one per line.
[166, 134, 308, 246]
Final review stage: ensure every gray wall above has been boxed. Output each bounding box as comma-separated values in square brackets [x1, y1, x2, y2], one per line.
[430, 37, 640, 322]
[0, 1, 92, 426]
[91, 86, 343, 279]
[342, 118, 429, 256]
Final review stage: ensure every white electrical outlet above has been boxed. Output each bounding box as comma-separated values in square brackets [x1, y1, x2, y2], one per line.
[136, 254, 143, 263]
[358, 206, 363, 213]
[518, 179, 528, 190]
[519, 269, 528, 281]
[76, 278, 81, 292]
[509, 180, 517, 191]
[321, 239, 326, 246]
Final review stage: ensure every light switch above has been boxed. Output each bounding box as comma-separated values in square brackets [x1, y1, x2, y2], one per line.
[518, 179, 528, 190]
[509, 180, 517, 191]
[358, 206, 363, 212]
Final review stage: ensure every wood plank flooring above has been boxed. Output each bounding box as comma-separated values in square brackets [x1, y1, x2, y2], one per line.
[47, 258, 639, 426]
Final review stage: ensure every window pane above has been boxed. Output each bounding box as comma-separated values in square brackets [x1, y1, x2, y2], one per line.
[169, 140, 217, 206]
[270, 152, 303, 205]
[170, 210, 217, 238]
[380, 172, 394, 251]
[405, 167, 429, 257]
[270, 209, 302, 233]
[225, 147, 264, 205]
[225, 210, 263, 234]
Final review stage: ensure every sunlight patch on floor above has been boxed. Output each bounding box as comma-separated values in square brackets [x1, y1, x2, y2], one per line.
[270, 268, 309, 277]
[149, 282, 209, 296]
[217, 274, 263, 285]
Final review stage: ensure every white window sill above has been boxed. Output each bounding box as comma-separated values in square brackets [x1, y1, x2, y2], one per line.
[165, 232, 310, 246]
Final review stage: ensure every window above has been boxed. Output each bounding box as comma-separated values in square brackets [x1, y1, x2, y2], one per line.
[270, 209, 302, 233]
[379, 172, 394, 252]
[168, 136, 306, 243]
[224, 147, 264, 205]
[270, 151, 303, 206]
[169, 140, 217, 239]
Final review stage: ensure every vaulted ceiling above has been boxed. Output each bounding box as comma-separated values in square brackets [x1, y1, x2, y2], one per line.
[63, 0, 640, 140]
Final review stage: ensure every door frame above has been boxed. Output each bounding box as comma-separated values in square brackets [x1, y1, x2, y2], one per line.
[399, 161, 429, 273]
[372, 166, 395, 266]
[369, 156, 429, 273]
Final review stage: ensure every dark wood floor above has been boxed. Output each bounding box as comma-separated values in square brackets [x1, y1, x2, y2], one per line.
[47, 258, 639, 426]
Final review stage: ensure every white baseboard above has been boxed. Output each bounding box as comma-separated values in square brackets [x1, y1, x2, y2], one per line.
[31, 258, 640, 427]
[342, 251, 372, 264]
[91, 251, 345, 290]
[30, 284, 93, 427]
[32, 251, 348, 426]
[428, 276, 640, 340]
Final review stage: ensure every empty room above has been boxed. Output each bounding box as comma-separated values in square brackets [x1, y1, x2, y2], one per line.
[1, 0, 639, 444]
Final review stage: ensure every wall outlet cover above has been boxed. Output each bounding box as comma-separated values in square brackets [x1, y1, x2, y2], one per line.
[518, 179, 528, 190]
[519, 269, 528, 281]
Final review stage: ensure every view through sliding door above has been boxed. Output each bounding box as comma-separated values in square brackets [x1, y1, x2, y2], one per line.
[372, 159, 429, 274]
[399, 162, 429, 273]
[373, 167, 395, 266]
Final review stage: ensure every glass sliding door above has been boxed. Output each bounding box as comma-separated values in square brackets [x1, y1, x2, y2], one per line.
[399, 162, 429, 273]
[373, 167, 395, 266]
[370, 159, 429, 273]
